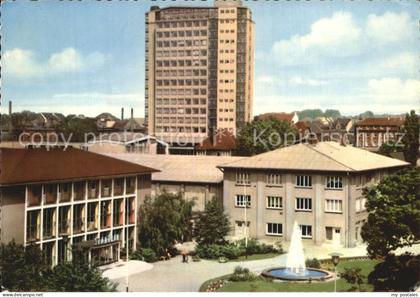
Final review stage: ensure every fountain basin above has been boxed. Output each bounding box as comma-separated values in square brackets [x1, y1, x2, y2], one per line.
[261, 267, 333, 281]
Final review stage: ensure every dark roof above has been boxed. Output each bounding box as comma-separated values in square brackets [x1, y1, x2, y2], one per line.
[254, 112, 295, 122]
[195, 131, 236, 151]
[356, 117, 404, 127]
[0, 148, 159, 186]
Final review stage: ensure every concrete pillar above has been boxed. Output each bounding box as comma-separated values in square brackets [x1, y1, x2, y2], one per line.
[284, 174, 294, 241]
[256, 173, 264, 239]
[314, 175, 323, 245]
[346, 176, 356, 247]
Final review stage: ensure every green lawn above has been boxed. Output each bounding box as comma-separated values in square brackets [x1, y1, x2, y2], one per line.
[200, 259, 380, 292]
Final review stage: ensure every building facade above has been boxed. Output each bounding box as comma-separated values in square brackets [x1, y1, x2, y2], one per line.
[145, 0, 254, 144]
[0, 148, 157, 267]
[354, 117, 404, 150]
[218, 142, 408, 247]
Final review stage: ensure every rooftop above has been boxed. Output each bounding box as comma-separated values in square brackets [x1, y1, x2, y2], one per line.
[218, 141, 409, 172]
[356, 117, 405, 127]
[104, 154, 245, 184]
[0, 148, 159, 186]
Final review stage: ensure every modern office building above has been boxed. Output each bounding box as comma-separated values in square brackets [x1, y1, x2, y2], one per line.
[0, 148, 158, 266]
[145, 0, 254, 144]
[218, 142, 409, 247]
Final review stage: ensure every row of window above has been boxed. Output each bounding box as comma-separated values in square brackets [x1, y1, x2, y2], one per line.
[156, 98, 206, 106]
[156, 126, 206, 133]
[156, 69, 207, 77]
[219, 118, 234, 122]
[156, 31, 207, 38]
[155, 88, 206, 96]
[234, 195, 343, 213]
[156, 59, 207, 67]
[156, 79, 207, 87]
[157, 32, 207, 45]
[266, 223, 312, 238]
[156, 48, 207, 58]
[155, 117, 206, 124]
[156, 20, 207, 29]
[235, 173, 344, 189]
[156, 108, 206, 115]
[219, 108, 234, 113]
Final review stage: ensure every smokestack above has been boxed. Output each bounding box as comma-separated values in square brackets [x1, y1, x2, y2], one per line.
[121, 107, 124, 120]
[8, 101, 12, 115]
[131, 108, 134, 119]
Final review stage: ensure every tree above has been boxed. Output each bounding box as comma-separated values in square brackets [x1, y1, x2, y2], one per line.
[361, 167, 420, 258]
[402, 110, 419, 166]
[138, 191, 195, 255]
[10, 111, 38, 139]
[377, 140, 403, 157]
[324, 109, 341, 119]
[195, 199, 230, 246]
[340, 267, 364, 291]
[359, 111, 374, 119]
[44, 250, 116, 292]
[368, 253, 420, 292]
[0, 241, 48, 291]
[296, 109, 324, 120]
[236, 118, 298, 156]
[57, 116, 98, 142]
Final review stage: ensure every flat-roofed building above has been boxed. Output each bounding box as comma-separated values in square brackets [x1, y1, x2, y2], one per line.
[0, 148, 158, 267]
[354, 117, 405, 150]
[218, 141, 409, 247]
[105, 153, 244, 212]
[145, 0, 254, 144]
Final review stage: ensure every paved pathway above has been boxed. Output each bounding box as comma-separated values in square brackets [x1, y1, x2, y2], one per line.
[108, 243, 420, 292]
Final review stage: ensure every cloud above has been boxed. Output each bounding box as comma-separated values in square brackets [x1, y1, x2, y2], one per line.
[366, 78, 420, 104]
[289, 76, 330, 86]
[272, 11, 362, 65]
[3, 47, 109, 79]
[3, 49, 41, 78]
[366, 12, 414, 44]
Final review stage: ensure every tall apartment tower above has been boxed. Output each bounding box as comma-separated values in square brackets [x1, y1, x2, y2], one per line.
[145, 0, 254, 144]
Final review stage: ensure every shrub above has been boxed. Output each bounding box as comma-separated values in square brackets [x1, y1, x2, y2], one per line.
[305, 258, 321, 269]
[130, 248, 157, 263]
[236, 238, 277, 255]
[340, 267, 364, 292]
[197, 244, 242, 260]
[228, 266, 257, 282]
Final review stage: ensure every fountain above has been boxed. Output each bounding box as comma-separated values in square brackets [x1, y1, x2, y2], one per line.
[261, 221, 333, 281]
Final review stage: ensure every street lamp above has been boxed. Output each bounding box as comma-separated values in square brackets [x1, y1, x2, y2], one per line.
[329, 252, 342, 293]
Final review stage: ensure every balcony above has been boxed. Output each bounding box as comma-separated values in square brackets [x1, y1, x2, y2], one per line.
[126, 177, 136, 195]
[101, 179, 112, 198]
[58, 220, 70, 235]
[101, 214, 112, 229]
[74, 182, 86, 201]
[88, 181, 99, 199]
[113, 178, 124, 196]
[27, 225, 40, 242]
[73, 218, 85, 234]
[27, 185, 42, 207]
[44, 184, 57, 205]
[87, 219, 97, 231]
[113, 212, 124, 227]
[129, 210, 135, 224]
[58, 183, 71, 202]
[43, 224, 55, 239]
